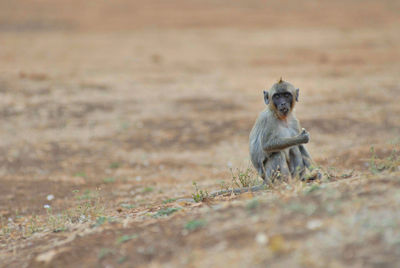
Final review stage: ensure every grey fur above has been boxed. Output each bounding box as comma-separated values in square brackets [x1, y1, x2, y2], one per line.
[249, 80, 316, 183]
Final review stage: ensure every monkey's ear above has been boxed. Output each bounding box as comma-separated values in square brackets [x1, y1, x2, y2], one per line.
[263, 90, 269, 105]
[295, 88, 299, 102]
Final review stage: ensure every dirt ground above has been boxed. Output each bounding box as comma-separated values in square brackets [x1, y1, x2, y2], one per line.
[1, 0, 400, 267]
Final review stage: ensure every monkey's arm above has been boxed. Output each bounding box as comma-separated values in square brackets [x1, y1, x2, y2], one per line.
[263, 132, 309, 154]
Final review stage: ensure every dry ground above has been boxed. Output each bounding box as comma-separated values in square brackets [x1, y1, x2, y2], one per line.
[0, 0, 400, 267]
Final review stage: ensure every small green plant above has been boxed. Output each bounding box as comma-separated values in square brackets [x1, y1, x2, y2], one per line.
[192, 182, 209, 202]
[246, 198, 260, 210]
[184, 219, 206, 231]
[109, 162, 120, 169]
[286, 202, 317, 216]
[142, 187, 154, 193]
[116, 234, 138, 244]
[153, 207, 180, 218]
[68, 189, 105, 223]
[163, 198, 177, 204]
[94, 216, 108, 227]
[340, 170, 354, 178]
[1, 217, 10, 236]
[304, 184, 321, 194]
[120, 121, 130, 130]
[230, 167, 258, 188]
[219, 180, 230, 191]
[270, 169, 282, 183]
[98, 248, 113, 260]
[120, 203, 136, 209]
[74, 172, 87, 178]
[45, 208, 68, 232]
[27, 215, 41, 235]
[369, 145, 400, 174]
[103, 177, 115, 183]
[118, 256, 128, 264]
[75, 189, 97, 200]
[370, 146, 379, 174]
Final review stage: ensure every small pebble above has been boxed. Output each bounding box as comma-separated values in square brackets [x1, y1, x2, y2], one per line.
[307, 219, 323, 230]
[46, 194, 55, 201]
[255, 232, 269, 245]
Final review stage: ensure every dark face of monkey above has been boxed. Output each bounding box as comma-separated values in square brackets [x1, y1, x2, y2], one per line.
[263, 80, 299, 119]
[272, 92, 293, 117]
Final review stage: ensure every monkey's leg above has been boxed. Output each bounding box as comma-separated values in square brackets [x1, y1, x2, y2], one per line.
[289, 147, 305, 179]
[299, 145, 315, 169]
[264, 152, 291, 182]
[299, 145, 321, 180]
[253, 158, 266, 181]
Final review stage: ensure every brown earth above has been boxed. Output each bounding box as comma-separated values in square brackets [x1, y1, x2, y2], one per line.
[1, 0, 400, 267]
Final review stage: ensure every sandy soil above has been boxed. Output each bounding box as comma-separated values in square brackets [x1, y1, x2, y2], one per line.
[0, 0, 400, 267]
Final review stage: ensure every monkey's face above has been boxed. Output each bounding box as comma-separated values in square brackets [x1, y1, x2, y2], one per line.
[265, 80, 299, 118]
[272, 92, 293, 117]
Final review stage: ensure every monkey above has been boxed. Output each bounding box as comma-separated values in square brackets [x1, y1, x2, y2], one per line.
[193, 79, 319, 200]
[249, 78, 318, 184]
[180, 79, 317, 201]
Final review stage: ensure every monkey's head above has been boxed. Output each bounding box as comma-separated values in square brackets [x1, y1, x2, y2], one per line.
[263, 79, 299, 119]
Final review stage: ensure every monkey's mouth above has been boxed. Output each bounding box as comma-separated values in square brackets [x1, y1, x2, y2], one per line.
[279, 107, 289, 115]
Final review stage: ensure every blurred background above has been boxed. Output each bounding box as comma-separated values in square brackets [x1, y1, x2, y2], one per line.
[1, 0, 400, 219]
[1, 0, 400, 266]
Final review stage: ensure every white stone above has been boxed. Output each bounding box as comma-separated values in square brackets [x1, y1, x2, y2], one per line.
[307, 219, 323, 230]
[255, 232, 269, 245]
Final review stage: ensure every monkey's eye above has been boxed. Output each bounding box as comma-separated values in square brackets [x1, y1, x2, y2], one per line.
[284, 93, 290, 98]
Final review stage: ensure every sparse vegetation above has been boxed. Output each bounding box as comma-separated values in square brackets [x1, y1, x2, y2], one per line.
[98, 248, 114, 260]
[230, 166, 259, 188]
[74, 172, 87, 178]
[94, 216, 108, 227]
[75, 189, 98, 200]
[369, 144, 400, 174]
[0, 189, 106, 238]
[184, 219, 206, 231]
[1, 2, 400, 267]
[109, 162, 120, 169]
[246, 198, 260, 210]
[45, 208, 68, 232]
[163, 198, 178, 204]
[153, 207, 180, 218]
[285, 202, 317, 216]
[118, 256, 128, 264]
[219, 180, 230, 191]
[142, 187, 154, 193]
[120, 203, 136, 209]
[116, 234, 138, 244]
[304, 184, 322, 194]
[192, 182, 209, 202]
[103, 177, 116, 183]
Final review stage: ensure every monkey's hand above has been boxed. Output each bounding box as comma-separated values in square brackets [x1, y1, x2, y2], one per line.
[299, 128, 310, 144]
